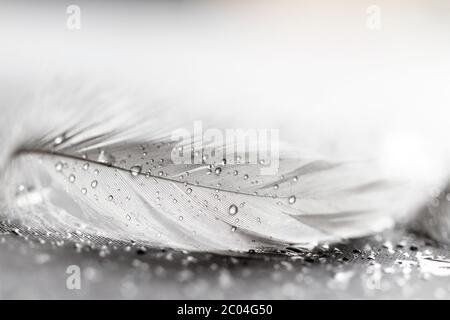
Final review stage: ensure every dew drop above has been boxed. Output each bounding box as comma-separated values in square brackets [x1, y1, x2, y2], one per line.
[243, 174, 249, 180]
[55, 162, 63, 172]
[158, 171, 164, 177]
[178, 216, 184, 221]
[233, 170, 239, 176]
[293, 176, 298, 182]
[82, 163, 90, 171]
[288, 195, 296, 204]
[108, 195, 114, 201]
[186, 188, 192, 194]
[81, 188, 87, 195]
[91, 180, 98, 188]
[214, 167, 222, 175]
[94, 169, 99, 175]
[231, 226, 237, 232]
[97, 150, 115, 165]
[130, 166, 142, 177]
[68, 174, 76, 183]
[53, 135, 65, 146]
[228, 204, 238, 215]
[273, 184, 279, 190]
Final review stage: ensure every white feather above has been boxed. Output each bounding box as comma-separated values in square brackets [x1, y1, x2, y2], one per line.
[1, 1, 449, 252]
[0, 80, 430, 253]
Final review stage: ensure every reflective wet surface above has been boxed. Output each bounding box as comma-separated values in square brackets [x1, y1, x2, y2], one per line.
[1, 224, 450, 299]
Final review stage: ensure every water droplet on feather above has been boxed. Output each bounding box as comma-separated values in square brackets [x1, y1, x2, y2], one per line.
[288, 195, 296, 204]
[130, 166, 142, 177]
[228, 204, 238, 215]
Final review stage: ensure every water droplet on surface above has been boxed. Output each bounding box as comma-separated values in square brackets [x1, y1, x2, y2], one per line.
[81, 188, 87, 195]
[69, 174, 76, 183]
[94, 169, 99, 175]
[178, 216, 184, 221]
[126, 214, 131, 221]
[53, 135, 65, 146]
[228, 204, 238, 215]
[97, 150, 115, 165]
[55, 162, 63, 172]
[82, 163, 90, 171]
[130, 166, 142, 177]
[186, 188, 192, 194]
[91, 180, 98, 188]
[233, 170, 238, 176]
[273, 184, 279, 190]
[288, 195, 296, 204]
[243, 174, 249, 180]
[214, 167, 222, 175]
[108, 195, 114, 201]
[293, 176, 298, 182]
[231, 226, 237, 232]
